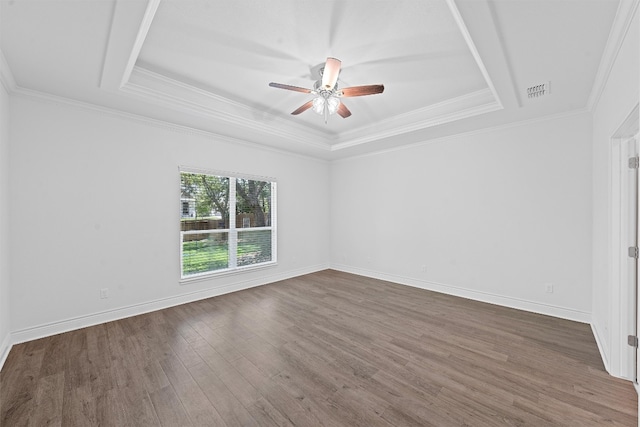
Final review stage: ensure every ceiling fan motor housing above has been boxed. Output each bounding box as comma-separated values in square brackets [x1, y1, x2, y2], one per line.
[314, 80, 338, 94]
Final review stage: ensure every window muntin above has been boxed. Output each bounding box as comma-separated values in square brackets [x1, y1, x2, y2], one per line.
[180, 170, 276, 279]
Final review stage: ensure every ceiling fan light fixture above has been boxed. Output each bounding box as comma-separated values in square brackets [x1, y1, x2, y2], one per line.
[312, 97, 325, 114]
[327, 96, 340, 114]
[312, 96, 340, 116]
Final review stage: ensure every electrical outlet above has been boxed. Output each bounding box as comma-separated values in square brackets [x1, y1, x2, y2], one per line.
[421, 265, 427, 272]
[100, 288, 109, 299]
[545, 284, 553, 294]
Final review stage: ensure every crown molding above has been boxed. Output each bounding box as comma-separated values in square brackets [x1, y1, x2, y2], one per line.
[334, 107, 591, 162]
[11, 85, 330, 163]
[586, 0, 640, 112]
[126, 65, 504, 154]
[332, 89, 502, 151]
[0, 49, 17, 93]
[123, 66, 331, 151]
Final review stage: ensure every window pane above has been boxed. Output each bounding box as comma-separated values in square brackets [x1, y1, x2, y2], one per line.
[180, 169, 276, 279]
[182, 232, 229, 275]
[236, 179, 271, 228]
[237, 230, 272, 267]
[181, 173, 230, 228]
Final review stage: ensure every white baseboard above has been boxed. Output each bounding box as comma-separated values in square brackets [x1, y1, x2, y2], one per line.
[330, 264, 591, 323]
[591, 322, 611, 374]
[10, 264, 329, 346]
[0, 331, 12, 371]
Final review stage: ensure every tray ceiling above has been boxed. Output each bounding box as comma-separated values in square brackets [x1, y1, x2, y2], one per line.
[0, 0, 624, 159]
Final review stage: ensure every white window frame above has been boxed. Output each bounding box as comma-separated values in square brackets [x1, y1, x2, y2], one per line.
[179, 167, 277, 283]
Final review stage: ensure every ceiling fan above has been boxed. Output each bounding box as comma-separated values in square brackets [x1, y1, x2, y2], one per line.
[269, 57, 384, 124]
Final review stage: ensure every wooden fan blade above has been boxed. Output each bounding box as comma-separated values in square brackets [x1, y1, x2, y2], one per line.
[269, 82, 312, 94]
[337, 102, 351, 118]
[321, 57, 341, 90]
[291, 100, 314, 115]
[339, 84, 385, 97]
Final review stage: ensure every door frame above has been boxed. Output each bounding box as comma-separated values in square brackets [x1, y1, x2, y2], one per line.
[609, 103, 639, 381]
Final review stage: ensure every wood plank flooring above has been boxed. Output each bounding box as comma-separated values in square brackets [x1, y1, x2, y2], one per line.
[1, 270, 637, 426]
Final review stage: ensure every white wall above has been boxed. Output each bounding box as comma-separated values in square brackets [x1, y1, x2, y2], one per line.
[591, 8, 639, 378]
[8, 95, 330, 339]
[331, 112, 593, 321]
[0, 66, 11, 366]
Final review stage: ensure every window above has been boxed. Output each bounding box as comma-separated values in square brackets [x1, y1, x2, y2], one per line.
[180, 169, 276, 280]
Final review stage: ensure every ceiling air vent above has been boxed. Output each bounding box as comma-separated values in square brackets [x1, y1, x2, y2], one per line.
[526, 82, 550, 99]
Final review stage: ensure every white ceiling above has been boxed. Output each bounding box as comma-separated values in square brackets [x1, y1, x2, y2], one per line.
[0, 0, 626, 160]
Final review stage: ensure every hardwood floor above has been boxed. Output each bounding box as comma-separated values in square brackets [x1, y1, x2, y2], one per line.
[1, 270, 637, 426]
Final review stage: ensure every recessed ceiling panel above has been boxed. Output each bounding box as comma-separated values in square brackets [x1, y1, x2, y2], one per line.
[137, 0, 491, 138]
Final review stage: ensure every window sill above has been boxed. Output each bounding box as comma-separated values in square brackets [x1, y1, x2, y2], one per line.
[179, 261, 278, 285]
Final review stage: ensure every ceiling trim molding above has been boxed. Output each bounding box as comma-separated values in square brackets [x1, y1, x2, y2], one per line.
[10, 86, 330, 163]
[129, 66, 254, 114]
[100, 0, 160, 91]
[587, 0, 640, 112]
[123, 66, 331, 151]
[453, 0, 521, 110]
[332, 89, 502, 151]
[373, 88, 496, 124]
[121, 0, 161, 87]
[334, 107, 591, 162]
[446, 0, 503, 110]
[0, 49, 17, 93]
[126, 67, 503, 154]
